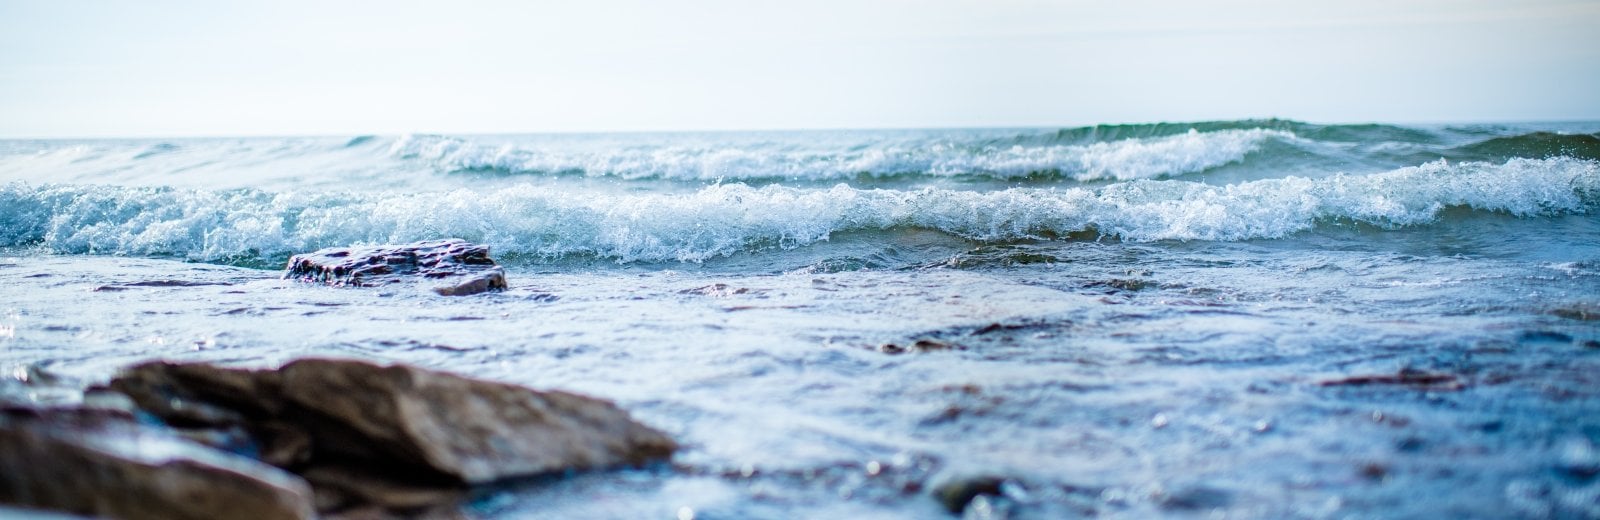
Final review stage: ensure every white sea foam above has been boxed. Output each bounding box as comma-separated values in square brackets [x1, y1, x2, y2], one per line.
[389, 129, 1288, 181]
[1, 157, 1593, 262]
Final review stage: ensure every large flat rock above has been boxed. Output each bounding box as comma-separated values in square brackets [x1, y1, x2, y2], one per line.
[109, 358, 678, 486]
[274, 358, 679, 483]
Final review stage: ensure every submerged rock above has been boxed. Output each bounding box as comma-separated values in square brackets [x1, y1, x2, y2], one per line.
[105, 358, 676, 514]
[282, 239, 507, 296]
[1092, 278, 1151, 292]
[1550, 303, 1600, 321]
[931, 475, 1011, 514]
[0, 408, 314, 520]
[1319, 368, 1464, 391]
[878, 338, 966, 355]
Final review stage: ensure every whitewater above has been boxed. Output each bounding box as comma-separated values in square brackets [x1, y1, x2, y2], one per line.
[3, 120, 1599, 518]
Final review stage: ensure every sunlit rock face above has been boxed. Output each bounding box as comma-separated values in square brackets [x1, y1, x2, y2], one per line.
[282, 239, 507, 296]
[107, 358, 677, 513]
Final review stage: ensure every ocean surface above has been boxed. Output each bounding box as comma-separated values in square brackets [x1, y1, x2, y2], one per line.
[2, 120, 1599, 518]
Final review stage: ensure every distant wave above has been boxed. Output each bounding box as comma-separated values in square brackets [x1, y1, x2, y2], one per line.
[3, 157, 1593, 263]
[389, 128, 1290, 182]
[1021, 119, 1446, 146]
[130, 142, 181, 160]
[1451, 132, 1600, 161]
[344, 135, 379, 148]
[9, 122, 1599, 192]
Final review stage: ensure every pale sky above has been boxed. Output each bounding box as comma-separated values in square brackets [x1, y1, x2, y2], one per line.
[2, 0, 1598, 138]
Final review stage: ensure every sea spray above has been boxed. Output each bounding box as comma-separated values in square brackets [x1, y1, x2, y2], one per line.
[3, 157, 1593, 262]
[388, 128, 1290, 181]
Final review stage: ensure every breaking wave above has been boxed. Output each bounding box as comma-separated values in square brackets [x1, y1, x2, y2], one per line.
[2, 157, 1593, 264]
[389, 128, 1290, 182]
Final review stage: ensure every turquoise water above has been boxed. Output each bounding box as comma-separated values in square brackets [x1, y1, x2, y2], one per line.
[2, 121, 1599, 518]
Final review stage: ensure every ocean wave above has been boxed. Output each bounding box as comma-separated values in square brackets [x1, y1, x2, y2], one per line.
[1029, 119, 1445, 146]
[2, 158, 1594, 263]
[1451, 132, 1600, 161]
[390, 128, 1289, 182]
[130, 142, 182, 160]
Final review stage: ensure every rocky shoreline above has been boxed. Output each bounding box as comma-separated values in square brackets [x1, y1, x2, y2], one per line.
[2, 241, 674, 519]
[2, 357, 677, 519]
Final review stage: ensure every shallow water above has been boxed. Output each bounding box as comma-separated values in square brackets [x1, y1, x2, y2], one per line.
[3, 121, 1600, 517]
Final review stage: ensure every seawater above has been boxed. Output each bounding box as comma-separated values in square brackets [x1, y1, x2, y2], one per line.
[2, 120, 1599, 518]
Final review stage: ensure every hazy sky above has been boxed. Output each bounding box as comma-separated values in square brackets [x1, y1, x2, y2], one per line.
[2, 0, 1598, 137]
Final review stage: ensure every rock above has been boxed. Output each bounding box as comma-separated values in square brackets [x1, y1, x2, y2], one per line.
[9, 356, 679, 518]
[910, 338, 962, 352]
[270, 358, 678, 483]
[972, 323, 1019, 336]
[932, 475, 1009, 514]
[1318, 367, 1464, 391]
[1550, 303, 1600, 321]
[108, 358, 677, 488]
[878, 338, 965, 355]
[960, 494, 1016, 519]
[0, 408, 314, 520]
[101, 361, 267, 430]
[282, 239, 507, 296]
[299, 464, 466, 515]
[1102, 279, 1150, 292]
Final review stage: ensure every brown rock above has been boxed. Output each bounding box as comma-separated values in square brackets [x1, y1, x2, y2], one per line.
[108, 358, 678, 486]
[0, 409, 314, 520]
[910, 338, 962, 352]
[282, 239, 507, 296]
[300, 464, 466, 514]
[272, 358, 678, 483]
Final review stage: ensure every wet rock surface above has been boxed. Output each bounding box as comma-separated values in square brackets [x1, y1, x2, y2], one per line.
[0, 407, 315, 520]
[932, 475, 1010, 514]
[282, 239, 507, 296]
[1319, 367, 1465, 391]
[1, 358, 676, 519]
[878, 338, 967, 355]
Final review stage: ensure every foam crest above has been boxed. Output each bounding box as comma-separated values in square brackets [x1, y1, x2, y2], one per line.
[390, 129, 1287, 181]
[2, 158, 1593, 263]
